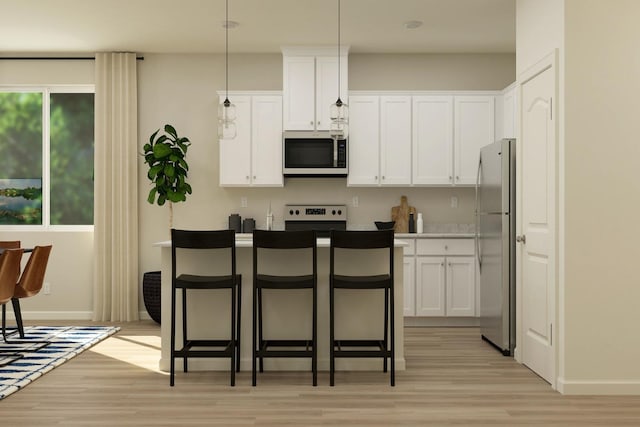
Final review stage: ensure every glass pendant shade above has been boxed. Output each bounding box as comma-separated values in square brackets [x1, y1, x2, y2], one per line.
[218, 98, 237, 139]
[330, 97, 348, 138]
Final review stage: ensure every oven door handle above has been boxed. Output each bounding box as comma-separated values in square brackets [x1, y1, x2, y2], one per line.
[333, 138, 338, 167]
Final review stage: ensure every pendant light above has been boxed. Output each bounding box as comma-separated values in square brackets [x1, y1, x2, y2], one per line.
[330, 0, 348, 138]
[218, 0, 236, 140]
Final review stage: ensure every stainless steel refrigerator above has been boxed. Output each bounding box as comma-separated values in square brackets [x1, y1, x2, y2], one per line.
[476, 138, 515, 356]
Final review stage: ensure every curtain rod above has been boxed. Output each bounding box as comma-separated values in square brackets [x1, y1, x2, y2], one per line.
[0, 56, 144, 61]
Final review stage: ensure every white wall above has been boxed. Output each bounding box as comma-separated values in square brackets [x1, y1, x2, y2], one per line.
[1, 52, 515, 318]
[562, 0, 640, 394]
[0, 59, 95, 319]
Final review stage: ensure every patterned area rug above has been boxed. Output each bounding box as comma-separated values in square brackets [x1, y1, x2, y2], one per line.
[0, 325, 119, 400]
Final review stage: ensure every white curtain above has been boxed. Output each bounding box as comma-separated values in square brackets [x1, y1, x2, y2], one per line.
[93, 52, 139, 321]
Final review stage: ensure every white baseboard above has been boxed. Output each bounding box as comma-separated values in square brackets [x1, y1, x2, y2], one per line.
[404, 317, 480, 327]
[2, 311, 153, 321]
[3, 311, 94, 321]
[557, 377, 640, 395]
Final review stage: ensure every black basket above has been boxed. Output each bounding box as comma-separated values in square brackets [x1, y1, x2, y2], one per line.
[142, 271, 161, 324]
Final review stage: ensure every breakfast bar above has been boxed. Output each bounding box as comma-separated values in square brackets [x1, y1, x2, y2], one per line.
[155, 235, 407, 372]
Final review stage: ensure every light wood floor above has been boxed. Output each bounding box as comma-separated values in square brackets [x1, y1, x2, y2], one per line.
[2, 321, 640, 426]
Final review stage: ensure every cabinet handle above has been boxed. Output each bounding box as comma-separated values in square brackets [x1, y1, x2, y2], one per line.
[449, 176, 453, 181]
[253, 175, 256, 180]
[382, 176, 385, 180]
[309, 121, 313, 125]
[246, 176, 249, 180]
[441, 262, 444, 266]
[456, 175, 459, 181]
[445, 245, 448, 250]
[317, 121, 321, 125]
[374, 175, 378, 180]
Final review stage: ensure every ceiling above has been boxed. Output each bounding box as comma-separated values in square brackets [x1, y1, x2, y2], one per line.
[0, 0, 515, 54]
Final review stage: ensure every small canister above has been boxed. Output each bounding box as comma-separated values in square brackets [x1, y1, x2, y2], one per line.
[229, 213, 241, 232]
[242, 218, 255, 233]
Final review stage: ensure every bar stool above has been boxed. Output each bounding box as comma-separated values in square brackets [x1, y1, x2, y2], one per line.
[170, 229, 241, 386]
[329, 229, 395, 386]
[252, 230, 317, 386]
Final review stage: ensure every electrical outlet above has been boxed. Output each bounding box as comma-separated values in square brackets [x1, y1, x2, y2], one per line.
[240, 197, 248, 208]
[352, 196, 359, 207]
[451, 196, 458, 208]
[44, 282, 51, 295]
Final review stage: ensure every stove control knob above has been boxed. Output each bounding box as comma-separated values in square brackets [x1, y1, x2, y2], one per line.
[332, 210, 336, 215]
[337, 210, 342, 215]
[295, 210, 300, 215]
[289, 209, 294, 216]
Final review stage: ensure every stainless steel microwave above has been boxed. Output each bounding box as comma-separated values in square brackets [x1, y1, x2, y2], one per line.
[283, 131, 348, 177]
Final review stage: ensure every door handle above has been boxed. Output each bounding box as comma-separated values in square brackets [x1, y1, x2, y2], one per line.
[516, 235, 526, 244]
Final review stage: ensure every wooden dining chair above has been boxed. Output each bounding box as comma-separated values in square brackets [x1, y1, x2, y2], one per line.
[0, 241, 24, 338]
[0, 248, 25, 366]
[3, 245, 53, 349]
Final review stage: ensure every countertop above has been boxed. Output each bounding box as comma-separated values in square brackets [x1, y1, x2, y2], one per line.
[395, 232, 475, 239]
[154, 235, 409, 248]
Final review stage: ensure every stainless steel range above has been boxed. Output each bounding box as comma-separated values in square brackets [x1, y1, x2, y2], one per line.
[284, 204, 347, 237]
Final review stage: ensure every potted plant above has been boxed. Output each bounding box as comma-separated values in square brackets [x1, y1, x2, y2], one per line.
[143, 124, 192, 227]
[142, 124, 192, 323]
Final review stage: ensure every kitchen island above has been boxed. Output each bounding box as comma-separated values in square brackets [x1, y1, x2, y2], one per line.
[155, 235, 407, 371]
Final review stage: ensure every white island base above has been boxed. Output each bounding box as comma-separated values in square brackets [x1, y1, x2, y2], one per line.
[156, 235, 407, 372]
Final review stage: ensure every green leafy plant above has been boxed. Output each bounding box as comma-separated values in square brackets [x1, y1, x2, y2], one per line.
[143, 124, 192, 208]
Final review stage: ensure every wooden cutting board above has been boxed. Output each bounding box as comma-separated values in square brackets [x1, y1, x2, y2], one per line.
[391, 195, 416, 233]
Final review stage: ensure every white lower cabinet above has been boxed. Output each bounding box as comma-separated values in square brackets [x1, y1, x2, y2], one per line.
[403, 256, 416, 316]
[405, 237, 476, 318]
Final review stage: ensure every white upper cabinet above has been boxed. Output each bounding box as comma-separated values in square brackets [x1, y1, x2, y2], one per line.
[412, 96, 454, 185]
[219, 93, 283, 187]
[347, 96, 380, 186]
[454, 95, 495, 185]
[250, 96, 283, 187]
[282, 47, 348, 131]
[219, 96, 252, 186]
[282, 56, 315, 130]
[380, 96, 412, 186]
[347, 95, 411, 187]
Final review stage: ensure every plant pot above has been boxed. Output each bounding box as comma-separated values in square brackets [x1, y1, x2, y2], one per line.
[142, 271, 161, 324]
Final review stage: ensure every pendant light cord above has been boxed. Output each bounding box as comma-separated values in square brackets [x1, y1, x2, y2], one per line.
[225, 0, 229, 102]
[337, 0, 341, 101]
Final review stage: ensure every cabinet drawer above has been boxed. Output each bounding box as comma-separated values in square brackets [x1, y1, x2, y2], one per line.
[416, 238, 474, 256]
[402, 239, 416, 256]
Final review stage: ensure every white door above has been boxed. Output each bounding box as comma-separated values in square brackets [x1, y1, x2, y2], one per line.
[282, 56, 315, 130]
[412, 96, 453, 185]
[415, 256, 445, 316]
[380, 96, 412, 186]
[219, 96, 251, 186]
[520, 59, 556, 384]
[454, 96, 495, 185]
[347, 96, 380, 186]
[445, 256, 475, 316]
[403, 256, 416, 316]
[251, 96, 283, 187]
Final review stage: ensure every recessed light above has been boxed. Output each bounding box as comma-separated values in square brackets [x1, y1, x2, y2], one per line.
[222, 20, 239, 29]
[403, 20, 423, 30]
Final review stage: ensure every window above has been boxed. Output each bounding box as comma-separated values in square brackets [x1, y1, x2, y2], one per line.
[0, 87, 94, 227]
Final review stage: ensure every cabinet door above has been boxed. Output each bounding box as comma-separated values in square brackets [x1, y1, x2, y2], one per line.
[415, 256, 445, 316]
[251, 96, 283, 187]
[380, 96, 412, 186]
[412, 96, 453, 185]
[454, 96, 495, 185]
[283, 56, 315, 130]
[445, 256, 475, 316]
[315, 56, 347, 131]
[347, 96, 380, 186]
[403, 256, 415, 316]
[219, 96, 251, 186]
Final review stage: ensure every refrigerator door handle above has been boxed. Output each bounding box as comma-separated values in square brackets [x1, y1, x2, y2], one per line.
[475, 156, 482, 271]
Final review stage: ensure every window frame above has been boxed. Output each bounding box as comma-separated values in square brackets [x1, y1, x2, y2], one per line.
[0, 84, 95, 231]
